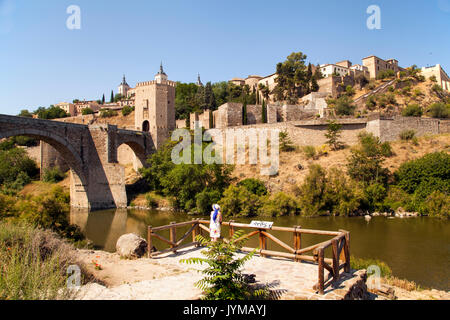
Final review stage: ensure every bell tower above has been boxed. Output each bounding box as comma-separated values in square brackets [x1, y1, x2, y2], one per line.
[134, 63, 176, 149]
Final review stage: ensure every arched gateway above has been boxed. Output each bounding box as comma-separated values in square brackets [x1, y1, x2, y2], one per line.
[0, 115, 154, 210]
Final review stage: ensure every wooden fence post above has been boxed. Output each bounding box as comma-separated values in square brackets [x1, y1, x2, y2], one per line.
[170, 222, 177, 253]
[192, 219, 198, 245]
[318, 247, 325, 295]
[229, 220, 235, 239]
[147, 226, 152, 259]
[259, 230, 266, 257]
[344, 232, 350, 273]
[339, 230, 350, 273]
[332, 238, 339, 284]
[294, 226, 301, 262]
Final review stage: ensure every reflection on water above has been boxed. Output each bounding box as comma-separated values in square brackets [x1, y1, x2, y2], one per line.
[70, 208, 450, 291]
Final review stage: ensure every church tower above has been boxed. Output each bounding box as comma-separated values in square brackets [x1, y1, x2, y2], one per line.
[118, 75, 130, 97]
[134, 63, 176, 149]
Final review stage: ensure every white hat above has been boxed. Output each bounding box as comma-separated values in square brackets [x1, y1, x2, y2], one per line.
[212, 204, 220, 210]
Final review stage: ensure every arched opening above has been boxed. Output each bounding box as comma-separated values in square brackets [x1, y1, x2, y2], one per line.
[142, 120, 150, 132]
[0, 129, 89, 208]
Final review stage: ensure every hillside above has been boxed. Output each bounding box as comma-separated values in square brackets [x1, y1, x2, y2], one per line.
[351, 76, 449, 117]
[232, 133, 450, 195]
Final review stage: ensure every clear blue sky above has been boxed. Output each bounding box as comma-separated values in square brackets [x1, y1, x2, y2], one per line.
[1, 0, 449, 115]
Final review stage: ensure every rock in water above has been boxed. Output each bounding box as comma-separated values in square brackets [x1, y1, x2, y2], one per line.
[365, 215, 372, 221]
[116, 233, 147, 259]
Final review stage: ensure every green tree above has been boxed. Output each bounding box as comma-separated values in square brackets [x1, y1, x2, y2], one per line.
[327, 96, 356, 116]
[181, 230, 266, 300]
[346, 132, 390, 185]
[428, 102, 449, 119]
[242, 99, 247, 125]
[101, 94, 105, 105]
[110, 90, 114, 103]
[261, 100, 267, 123]
[18, 110, 33, 118]
[325, 120, 343, 150]
[273, 52, 310, 103]
[81, 108, 94, 115]
[237, 178, 267, 196]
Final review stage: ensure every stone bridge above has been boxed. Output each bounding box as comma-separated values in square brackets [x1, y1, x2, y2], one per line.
[0, 114, 154, 210]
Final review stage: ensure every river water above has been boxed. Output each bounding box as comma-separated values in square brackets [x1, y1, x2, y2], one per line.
[70, 208, 450, 291]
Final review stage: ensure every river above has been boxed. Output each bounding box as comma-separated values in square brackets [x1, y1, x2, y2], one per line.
[70, 208, 450, 291]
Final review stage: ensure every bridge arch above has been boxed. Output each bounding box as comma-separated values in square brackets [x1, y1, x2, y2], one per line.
[0, 128, 90, 208]
[117, 140, 148, 171]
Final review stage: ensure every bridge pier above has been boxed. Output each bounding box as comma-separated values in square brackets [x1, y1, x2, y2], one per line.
[0, 115, 154, 211]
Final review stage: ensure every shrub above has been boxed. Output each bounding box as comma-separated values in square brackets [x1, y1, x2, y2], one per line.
[237, 178, 267, 196]
[432, 84, 443, 94]
[279, 131, 295, 152]
[259, 192, 299, 217]
[429, 75, 437, 83]
[419, 191, 449, 219]
[399, 129, 416, 141]
[402, 104, 422, 117]
[366, 96, 377, 111]
[345, 85, 355, 96]
[121, 106, 134, 116]
[42, 167, 66, 183]
[0, 148, 38, 189]
[428, 102, 449, 119]
[383, 186, 413, 212]
[145, 193, 158, 209]
[395, 152, 450, 195]
[363, 183, 387, 212]
[219, 185, 262, 217]
[297, 165, 361, 216]
[376, 69, 395, 80]
[181, 231, 268, 300]
[81, 108, 94, 115]
[302, 145, 316, 159]
[351, 256, 392, 278]
[195, 189, 221, 214]
[328, 96, 356, 116]
[99, 109, 118, 118]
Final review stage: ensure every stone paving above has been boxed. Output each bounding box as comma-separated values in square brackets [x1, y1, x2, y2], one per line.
[76, 246, 367, 300]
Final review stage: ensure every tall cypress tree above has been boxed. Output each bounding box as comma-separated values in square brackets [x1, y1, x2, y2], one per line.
[110, 90, 114, 103]
[242, 98, 247, 125]
[101, 94, 105, 105]
[262, 99, 267, 123]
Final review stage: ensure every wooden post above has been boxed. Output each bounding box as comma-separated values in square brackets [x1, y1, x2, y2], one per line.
[192, 219, 198, 245]
[344, 232, 350, 273]
[170, 222, 177, 253]
[147, 226, 152, 258]
[332, 238, 339, 284]
[229, 220, 235, 239]
[259, 230, 266, 257]
[294, 226, 301, 262]
[318, 247, 325, 295]
[339, 230, 350, 273]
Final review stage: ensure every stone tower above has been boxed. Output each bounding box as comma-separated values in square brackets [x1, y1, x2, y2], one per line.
[134, 63, 176, 149]
[118, 75, 130, 97]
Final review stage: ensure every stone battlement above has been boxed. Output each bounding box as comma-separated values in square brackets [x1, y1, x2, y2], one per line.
[136, 79, 177, 88]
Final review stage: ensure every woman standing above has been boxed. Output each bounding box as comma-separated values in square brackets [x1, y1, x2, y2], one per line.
[210, 204, 222, 242]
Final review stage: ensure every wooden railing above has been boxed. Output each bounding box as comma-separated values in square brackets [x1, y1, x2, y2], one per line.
[147, 219, 350, 295]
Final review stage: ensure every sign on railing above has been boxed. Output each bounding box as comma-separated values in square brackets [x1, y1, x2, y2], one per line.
[250, 221, 274, 229]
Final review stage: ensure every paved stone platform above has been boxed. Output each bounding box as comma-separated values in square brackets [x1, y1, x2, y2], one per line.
[76, 246, 367, 300]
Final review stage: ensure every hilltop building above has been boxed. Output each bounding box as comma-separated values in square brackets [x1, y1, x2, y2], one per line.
[420, 64, 450, 92]
[118, 75, 130, 97]
[362, 56, 403, 79]
[196, 74, 203, 87]
[134, 63, 176, 148]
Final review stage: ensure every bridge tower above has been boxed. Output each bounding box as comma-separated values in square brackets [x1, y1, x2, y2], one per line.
[134, 63, 176, 149]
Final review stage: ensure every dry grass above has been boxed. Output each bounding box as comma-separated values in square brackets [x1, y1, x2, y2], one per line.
[0, 222, 97, 300]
